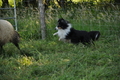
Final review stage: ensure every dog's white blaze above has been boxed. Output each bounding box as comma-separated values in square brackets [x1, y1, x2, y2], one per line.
[57, 23, 72, 39]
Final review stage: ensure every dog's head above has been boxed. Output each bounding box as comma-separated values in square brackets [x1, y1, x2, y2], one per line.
[55, 18, 70, 30]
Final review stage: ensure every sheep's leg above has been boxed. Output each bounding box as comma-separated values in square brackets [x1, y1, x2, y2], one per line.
[0, 46, 2, 51]
[0, 45, 4, 54]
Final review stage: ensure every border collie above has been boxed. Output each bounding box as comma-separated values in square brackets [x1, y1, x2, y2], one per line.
[88, 31, 100, 41]
[53, 18, 92, 45]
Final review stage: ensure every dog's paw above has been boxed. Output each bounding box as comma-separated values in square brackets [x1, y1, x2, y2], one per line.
[59, 38, 63, 41]
[59, 38, 61, 41]
[59, 38, 65, 41]
[53, 33, 56, 36]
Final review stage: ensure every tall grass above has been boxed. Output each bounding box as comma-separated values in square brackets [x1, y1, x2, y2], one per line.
[0, 5, 120, 80]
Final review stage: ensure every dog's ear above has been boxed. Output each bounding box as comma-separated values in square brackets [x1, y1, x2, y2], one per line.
[58, 18, 65, 23]
[61, 19, 65, 22]
[58, 18, 69, 24]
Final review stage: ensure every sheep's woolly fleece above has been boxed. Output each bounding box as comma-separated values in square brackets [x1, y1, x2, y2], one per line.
[0, 20, 14, 44]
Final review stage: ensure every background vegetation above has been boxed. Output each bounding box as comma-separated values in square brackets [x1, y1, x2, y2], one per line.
[0, 0, 120, 80]
[0, 0, 120, 8]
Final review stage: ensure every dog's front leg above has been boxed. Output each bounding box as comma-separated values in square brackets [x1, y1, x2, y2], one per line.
[53, 32, 58, 36]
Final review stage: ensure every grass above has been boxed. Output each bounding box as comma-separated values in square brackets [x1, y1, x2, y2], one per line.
[0, 6, 120, 80]
[1, 40, 120, 80]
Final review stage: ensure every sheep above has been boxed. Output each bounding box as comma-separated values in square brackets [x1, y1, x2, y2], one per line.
[0, 19, 20, 52]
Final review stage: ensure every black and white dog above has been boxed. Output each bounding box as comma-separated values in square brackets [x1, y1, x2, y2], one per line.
[53, 18, 100, 45]
[53, 18, 90, 45]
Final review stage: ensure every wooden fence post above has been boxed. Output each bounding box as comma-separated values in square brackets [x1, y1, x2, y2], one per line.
[38, 0, 46, 40]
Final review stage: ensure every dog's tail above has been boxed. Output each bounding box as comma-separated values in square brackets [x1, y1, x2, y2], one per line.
[89, 31, 100, 41]
[94, 33, 100, 40]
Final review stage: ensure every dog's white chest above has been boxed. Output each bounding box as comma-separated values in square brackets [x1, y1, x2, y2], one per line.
[58, 30, 67, 39]
[53, 23, 71, 40]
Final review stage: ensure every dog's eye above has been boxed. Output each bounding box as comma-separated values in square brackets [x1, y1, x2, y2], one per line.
[58, 25, 60, 27]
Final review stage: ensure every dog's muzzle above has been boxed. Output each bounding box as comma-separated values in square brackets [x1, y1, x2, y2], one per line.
[55, 26, 58, 30]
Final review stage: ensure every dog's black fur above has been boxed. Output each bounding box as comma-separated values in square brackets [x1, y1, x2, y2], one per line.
[66, 28, 92, 45]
